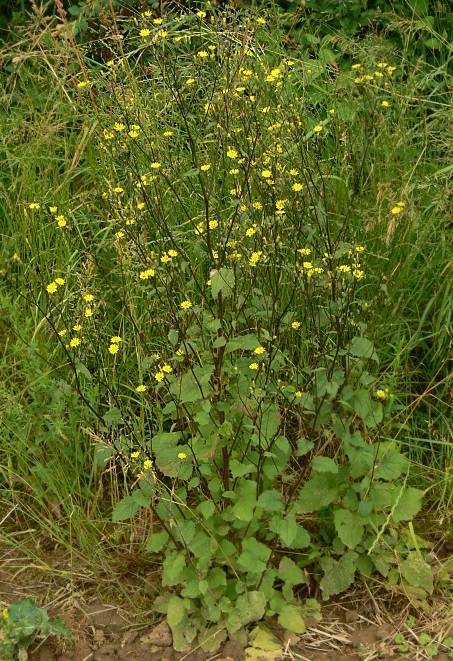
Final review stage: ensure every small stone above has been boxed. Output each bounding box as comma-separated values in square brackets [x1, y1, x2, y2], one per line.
[140, 621, 173, 647]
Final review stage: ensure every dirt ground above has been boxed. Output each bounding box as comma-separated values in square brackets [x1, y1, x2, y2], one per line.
[1, 545, 452, 661]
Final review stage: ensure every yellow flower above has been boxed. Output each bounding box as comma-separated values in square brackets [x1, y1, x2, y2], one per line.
[154, 371, 165, 382]
[289, 169, 299, 176]
[55, 277, 65, 286]
[56, 214, 67, 227]
[298, 248, 311, 256]
[391, 204, 404, 215]
[177, 452, 187, 459]
[115, 231, 125, 238]
[180, 300, 192, 310]
[227, 148, 238, 159]
[73, 324, 82, 332]
[313, 124, 323, 133]
[58, 329, 67, 337]
[338, 265, 351, 273]
[168, 249, 178, 257]
[46, 282, 58, 294]
[143, 459, 153, 470]
[291, 321, 301, 329]
[186, 78, 195, 85]
[128, 130, 139, 138]
[29, 202, 40, 210]
[254, 346, 266, 355]
[69, 337, 81, 348]
[163, 130, 173, 137]
[111, 336, 122, 343]
[252, 201, 263, 209]
[376, 388, 390, 400]
[200, 164, 211, 171]
[109, 344, 120, 354]
[292, 183, 303, 192]
[131, 451, 140, 458]
[136, 384, 147, 392]
[381, 100, 391, 108]
[209, 220, 218, 230]
[162, 364, 173, 373]
[114, 122, 125, 132]
[295, 391, 303, 398]
[249, 362, 259, 370]
[249, 251, 262, 266]
[150, 162, 161, 169]
[140, 28, 151, 38]
[140, 268, 155, 279]
[153, 17, 163, 24]
[83, 294, 94, 302]
[84, 307, 93, 318]
[49, 206, 58, 213]
[256, 17, 266, 25]
[261, 169, 272, 178]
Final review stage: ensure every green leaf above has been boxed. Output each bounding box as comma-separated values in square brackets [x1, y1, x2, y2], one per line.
[197, 500, 216, 520]
[400, 553, 433, 594]
[162, 550, 186, 586]
[376, 448, 409, 481]
[257, 489, 284, 512]
[225, 334, 260, 353]
[278, 556, 305, 586]
[348, 336, 378, 362]
[112, 491, 149, 522]
[211, 267, 235, 299]
[146, 530, 169, 553]
[278, 604, 306, 634]
[235, 591, 267, 624]
[312, 456, 338, 473]
[231, 480, 257, 521]
[296, 472, 340, 513]
[238, 537, 271, 574]
[270, 514, 298, 547]
[103, 407, 123, 426]
[296, 438, 314, 457]
[248, 625, 282, 653]
[392, 487, 424, 523]
[168, 328, 179, 346]
[334, 509, 364, 549]
[167, 595, 186, 628]
[320, 551, 358, 600]
[169, 365, 213, 403]
[259, 403, 281, 442]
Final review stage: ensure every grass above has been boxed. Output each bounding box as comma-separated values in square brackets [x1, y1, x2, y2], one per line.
[0, 0, 451, 647]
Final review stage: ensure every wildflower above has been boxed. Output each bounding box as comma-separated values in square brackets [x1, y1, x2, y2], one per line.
[355, 245, 365, 253]
[376, 388, 390, 400]
[115, 231, 125, 238]
[131, 451, 140, 458]
[249, 362, 259, 370]
[252, 201, 263, 209]
[46, 282, 58, 294]
[114, 123, 125, 132]
[83, 294, 94, 302]
[55, 277, 65, 286]
[150, 162, 161, 169]
[111, 336, 122, 343]
[295, 391, 303, 398]
[73, 324, 82, 332]
[256, 17, 266, 25]
[298, 248, 311, 256]
[154, 371, 165, 382]
[353, 269, 365, 280]
[136, 384, 147, 393]
[161, 364, 173, 373]
[140, 28, 151, 38]
[29, 202, 40, 210]
[55, 214, 67, 228]
[209, 220, 218, 230]
[196, 10, 206, 18]
[249, 251, 262, 266]
[143, 459, 153, 470]
[163, 130, 173, 137]
[12, 252, 21, 261]
[289, 169, 299, 176]
[168, 249, 178, 257]
[186, 78, 195, 85]
[229, 168, 239, 175]
[200, 164, 211, 171]
[261, 170, 272, 178]
[254, 346, 266, 355]
[153, 17, 163, 24]
[338, 265, 351, 273]
[246, 225, 257, 237]
[77, 80, 90, 89]
[302, 261, 313, 270]
[381, 100, 391, 108]
[109, 344, 120, 354]
[128, 130, 139, 138]
[49, 206, 58, 213]
[391, 202, 406, 215]
[292, 182, 303, 192]
[197, 50, 209, 58]
[177, 452, 187, 459]
[84, 307, 93, 318]
[291, 321, 301, 329]
[69, 337, 81, 348]
[58, 329, 67, 337]
[313, 124, 323, 133]
[140, 268, 155, 280]
[180, 300, 192, 310]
